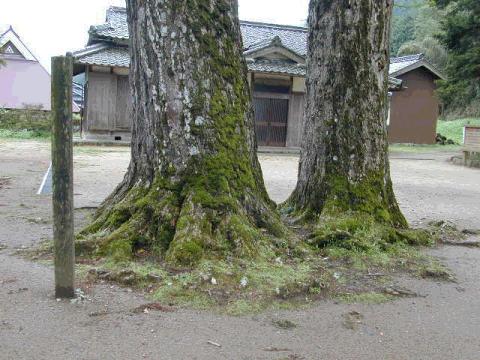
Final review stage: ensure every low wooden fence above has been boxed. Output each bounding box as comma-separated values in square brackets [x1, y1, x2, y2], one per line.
[463, 125, 480, 166]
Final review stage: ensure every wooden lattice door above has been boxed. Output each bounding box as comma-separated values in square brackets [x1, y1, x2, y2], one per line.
[253, 97, 289, 147]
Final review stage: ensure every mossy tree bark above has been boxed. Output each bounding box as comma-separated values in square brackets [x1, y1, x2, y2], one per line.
[287, 0, 407, 227]
[83, 0, 285, 266]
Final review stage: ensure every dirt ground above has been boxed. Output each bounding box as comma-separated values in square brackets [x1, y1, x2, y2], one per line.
[0, 139, 479, 360]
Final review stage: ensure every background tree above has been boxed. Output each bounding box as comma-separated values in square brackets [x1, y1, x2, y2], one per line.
[81, 0, 285, 266]
[391, 0, 447, 68]
[390, 0, 417, 55]
[397, 37, 448, 69]
[285, 0, 407, 230]
[434, 0, 480, 117]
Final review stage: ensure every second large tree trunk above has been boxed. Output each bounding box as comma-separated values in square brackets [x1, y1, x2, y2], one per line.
[287, 0, 407, 228]
[82, 0, 285, 266]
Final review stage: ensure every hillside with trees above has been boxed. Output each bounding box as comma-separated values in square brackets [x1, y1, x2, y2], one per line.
[434, 0, 480, 117]
[391, 0, 480, 117]
[391, 0, 448, 69]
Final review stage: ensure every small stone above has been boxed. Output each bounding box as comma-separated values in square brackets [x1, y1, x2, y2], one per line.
[189, 146, 199, 156]
[195, 116, 205, 126]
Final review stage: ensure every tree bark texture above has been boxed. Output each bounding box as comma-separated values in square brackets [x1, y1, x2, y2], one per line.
[288, 0, 407, 227]
[83, 0, 284, 265]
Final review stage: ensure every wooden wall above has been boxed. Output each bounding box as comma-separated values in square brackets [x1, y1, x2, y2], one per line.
[389, 68, 439, 144]
[83, 67, 306, 147]
[84, 70, 131, 140]
[464, 126, 480, 152]
[286, 93, 305, 148]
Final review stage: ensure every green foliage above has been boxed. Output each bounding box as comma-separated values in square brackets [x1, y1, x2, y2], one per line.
[433, 0, 480, 116]
[391, 0, 447, 68]
[391, 4, 416, 55]
[437, 118, 480, 143]
[0, 107, 52, 138]
[397, 37, 448, 68]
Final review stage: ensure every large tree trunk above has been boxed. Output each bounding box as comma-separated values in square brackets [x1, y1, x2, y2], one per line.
[287, 0, 407, 228]
[83, 0, 285, 266]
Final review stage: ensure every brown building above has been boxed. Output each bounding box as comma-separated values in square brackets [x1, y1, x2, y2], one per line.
[72, 7, 443, 147]
[388, 55, 445, 144]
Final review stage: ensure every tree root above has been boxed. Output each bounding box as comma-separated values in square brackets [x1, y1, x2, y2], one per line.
[304, 213, 434, 251]
[78, 175, 290, 267]
[441, 240, 480, 248]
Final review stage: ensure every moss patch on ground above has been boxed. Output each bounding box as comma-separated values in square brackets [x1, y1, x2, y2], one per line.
[24, 216, 466, 315]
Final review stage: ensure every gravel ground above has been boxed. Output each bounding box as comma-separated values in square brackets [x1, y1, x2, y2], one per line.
[0, 139, 479, 360]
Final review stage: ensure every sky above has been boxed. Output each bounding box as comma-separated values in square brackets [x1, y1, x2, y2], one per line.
[2, 0, 309, 72]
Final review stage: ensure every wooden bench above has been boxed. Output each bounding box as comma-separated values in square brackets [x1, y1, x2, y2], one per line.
[463, 125, 480, 166]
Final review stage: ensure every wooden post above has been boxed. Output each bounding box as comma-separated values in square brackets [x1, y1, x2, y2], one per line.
[51, 55, 75, 298]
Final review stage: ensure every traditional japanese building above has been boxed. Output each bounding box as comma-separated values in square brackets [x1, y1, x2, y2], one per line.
[72, 6, 443, 146]
[0, 25, 52, 111]
[389, 54, 445, 144]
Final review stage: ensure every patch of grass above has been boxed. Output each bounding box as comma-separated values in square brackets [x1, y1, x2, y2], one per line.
[272, 319, 297, 329]
[337, 292, 392, 304]
[417, 259, 455, 281]
[225, 299, 263, 316]
[59, 253, 335, 316]
[24, 215, 462, 315]
[389, 143, 461, 153]
[310, 215, 459, 289]
[437, 118, 480, 144]
[0, 108, 52, 139]
[73, 146, 129, 156]
[0, 128, 51, 139]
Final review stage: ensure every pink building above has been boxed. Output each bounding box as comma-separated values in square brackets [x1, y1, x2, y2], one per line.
[0, 25, 53, 111]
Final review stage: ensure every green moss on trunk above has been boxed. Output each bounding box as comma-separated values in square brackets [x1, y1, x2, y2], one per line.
[284, 0, 407, 237]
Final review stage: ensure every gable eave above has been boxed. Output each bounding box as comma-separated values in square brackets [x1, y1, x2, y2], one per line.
[390, 60, 446, 80]
[0, 27, 37, 62]
[244, 44, 305, 64]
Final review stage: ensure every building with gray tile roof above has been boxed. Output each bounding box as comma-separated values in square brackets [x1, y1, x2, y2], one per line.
[74, 6, 408, 84]
[390, 54, 445, 80]
[72, 6, 442, 146]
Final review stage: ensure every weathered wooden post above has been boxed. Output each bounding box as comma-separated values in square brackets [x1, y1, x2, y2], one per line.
[51, 54, 75, 298]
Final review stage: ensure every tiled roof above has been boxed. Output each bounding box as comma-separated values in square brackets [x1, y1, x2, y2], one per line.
[389, 53, 445, 79]
[73, 44, 306, 76]
[89, 6, 128, 42]
[389, 54, 424, 75]
[0, 25, 11, 38]
[72, 43, 129, 67]
[247, 59, 306, 76]
[72, 43, 403, 89]
[88, 7, 308, 57]
[241, 21, 308, 57]
[79, 7, 409, 85]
